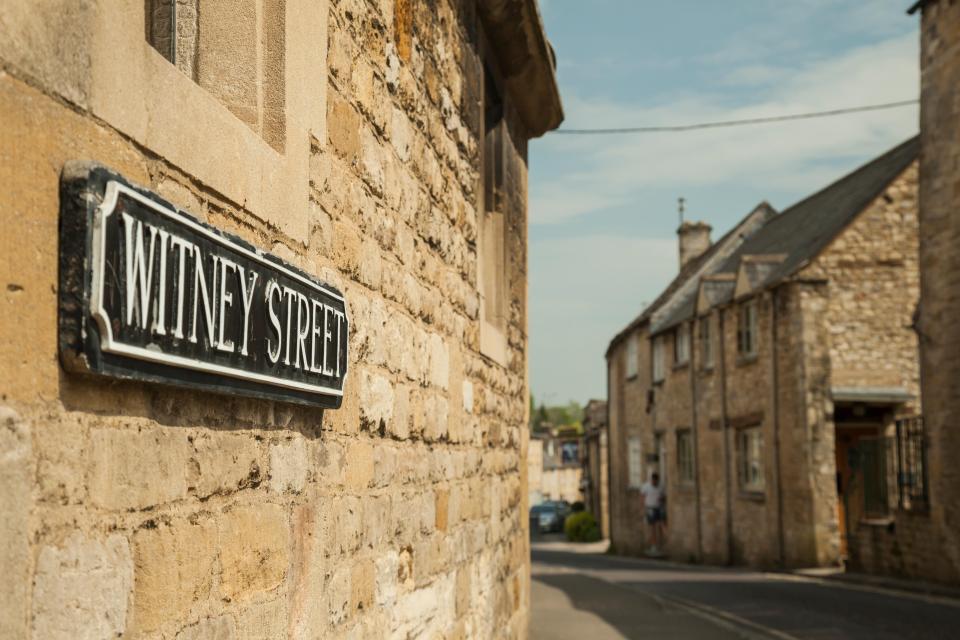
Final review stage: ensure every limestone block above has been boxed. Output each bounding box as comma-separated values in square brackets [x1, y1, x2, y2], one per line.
[326, 565, 351, 627]
[235, 599, 288, 640]
[132, 517, 218, 633]
[374, 550, 399, 607]
[344, 439, 375, 491]
[32, 532, 133, 640]
[189, 432, 262, 498]
[351, 558, 376, 612]
[0, 408, 30, 639]
[87, 426, 191, 510]
[390, 571, 455, 640]
[175, 615, 237, 640]
[269, 437, 309, 493]
[359, 370, 394, 432]
[220, 505, 290, 601]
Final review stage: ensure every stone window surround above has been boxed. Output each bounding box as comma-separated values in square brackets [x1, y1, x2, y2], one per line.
[625, 333, 639, 380]
[652, 335, 665, 384]
[478, 29, 509, 367]
[627, 434, 643, 490]
[675, 428, 695, 486]
[736, 298, 759, 363]
[735, 424, 766, 496]
[673, 324, 690, 369]
[699, 313, 715, 371]
[18, 0, 329, 243]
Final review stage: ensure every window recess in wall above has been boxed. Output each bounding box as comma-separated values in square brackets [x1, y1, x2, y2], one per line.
[627, 436, 643, 489]
[737, 426, 765, 493]
[700, 314, 714, 369]
[626, 334, 639, 379]
[674, 325, 690, 366]
[145, 0, 287, 151]
[737, 299, 758, 358]
[479, 58, 509, 364]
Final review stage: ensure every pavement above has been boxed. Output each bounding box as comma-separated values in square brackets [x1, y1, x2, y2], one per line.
[530, 538, 960, 639]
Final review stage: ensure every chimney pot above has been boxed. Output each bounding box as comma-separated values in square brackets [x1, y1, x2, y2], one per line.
[678, 220, 712, 269]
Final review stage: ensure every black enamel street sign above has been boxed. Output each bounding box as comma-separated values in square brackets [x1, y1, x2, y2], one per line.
[59, 162, 348, 408]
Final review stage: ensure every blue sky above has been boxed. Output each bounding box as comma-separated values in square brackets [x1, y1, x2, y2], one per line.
[528, 1, 920, 406]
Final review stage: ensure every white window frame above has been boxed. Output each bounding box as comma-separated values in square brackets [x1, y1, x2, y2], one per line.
[674, 325, 690, 366]
[652, 336, 665, 383]
[627, 436, 643, 489]
[737, 300, 758, 357]
[737, 427, 765, 492]
[626, 333, 639, 379]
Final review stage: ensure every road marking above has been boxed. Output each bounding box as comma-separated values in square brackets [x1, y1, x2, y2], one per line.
[761, 572, 960, 609]
[649, 591, 801, 640]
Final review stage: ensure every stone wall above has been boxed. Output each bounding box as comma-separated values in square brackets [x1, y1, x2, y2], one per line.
[0, 0, 554, 636]
[607, 327, 653, 556]
[868, 0, 960, 585]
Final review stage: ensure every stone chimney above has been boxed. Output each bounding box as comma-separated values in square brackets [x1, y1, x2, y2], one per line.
[677, 221, 712, 269]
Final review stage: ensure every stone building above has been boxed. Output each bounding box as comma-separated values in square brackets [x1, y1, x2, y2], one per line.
[0, 1, 562, 638]
[531, 428, 584, 505]
[606, 138, 922, 570]
[580, 399, 609, 537]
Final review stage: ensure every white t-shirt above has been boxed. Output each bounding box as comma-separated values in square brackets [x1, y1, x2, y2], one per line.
[641, 482, 665, 509]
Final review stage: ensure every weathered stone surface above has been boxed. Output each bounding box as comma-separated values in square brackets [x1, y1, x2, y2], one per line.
[268, 437, 309, 493]
[0, 408, 30, 639]
[87, 426, 191, 510]
[220, 505, 290, 600]
[175, 615, 237, 640]
[132, 517, 218, 633]
[32, 532, 133, 640]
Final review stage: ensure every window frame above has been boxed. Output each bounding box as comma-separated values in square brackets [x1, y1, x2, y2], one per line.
[652, 336, 665, 383]
[674, 325, 690, 366]
[736, 426, 765, 493]
[626, 333, 639, 379]
[737, 300, 758, 358]
[700, 314, 714, 370]
[627, 435, 643, 489]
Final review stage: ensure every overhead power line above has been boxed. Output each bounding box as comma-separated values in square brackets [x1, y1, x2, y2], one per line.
[551, 99, 919, 135]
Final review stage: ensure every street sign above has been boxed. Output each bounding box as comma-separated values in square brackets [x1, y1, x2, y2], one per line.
[58, 162, 348, 408]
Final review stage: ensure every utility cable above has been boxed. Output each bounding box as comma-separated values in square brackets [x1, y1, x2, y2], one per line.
[551, 99, 919, 135]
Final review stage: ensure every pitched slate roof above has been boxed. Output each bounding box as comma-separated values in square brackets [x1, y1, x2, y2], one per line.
[651, 135, 919, 335]
[605, 201, 776, 356]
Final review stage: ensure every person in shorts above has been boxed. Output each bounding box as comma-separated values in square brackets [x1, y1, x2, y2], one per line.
[641, 472, 666, 554]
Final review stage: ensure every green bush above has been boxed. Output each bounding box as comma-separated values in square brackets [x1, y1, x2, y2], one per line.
[564, 511, 601, 543]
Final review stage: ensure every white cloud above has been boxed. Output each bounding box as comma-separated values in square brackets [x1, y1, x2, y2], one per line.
[531, 31, 919, 226]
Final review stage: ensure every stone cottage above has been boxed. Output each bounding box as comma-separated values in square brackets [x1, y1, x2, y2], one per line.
[0, 0, 562, 638]
[606, 138, 921, 570]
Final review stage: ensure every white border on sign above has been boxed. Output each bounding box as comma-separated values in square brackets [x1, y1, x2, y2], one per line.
[89, 180, 347, 398]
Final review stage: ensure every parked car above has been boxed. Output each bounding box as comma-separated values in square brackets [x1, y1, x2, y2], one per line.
[530, 501, 571, 534]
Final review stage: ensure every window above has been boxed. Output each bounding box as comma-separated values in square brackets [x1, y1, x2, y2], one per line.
[626, 334, 639, 379]
[700, 315, 714, 369]
[479, 58, 508, 364]
[896, 416, 928, 511]
[652, 336, 665, 383]
[737, 427, 765, 492]
[628, 436, 643, 489]
[145, 0, 286, 151]
[674, 325, 690, 366]
[676, 430, 694, 484]
[737, 300, 758, 357]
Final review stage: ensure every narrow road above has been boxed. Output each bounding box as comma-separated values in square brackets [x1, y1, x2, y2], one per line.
[531, 541, 960, 639]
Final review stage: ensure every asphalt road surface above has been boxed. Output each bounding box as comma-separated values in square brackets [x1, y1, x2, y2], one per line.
[531, 541, 960, 640]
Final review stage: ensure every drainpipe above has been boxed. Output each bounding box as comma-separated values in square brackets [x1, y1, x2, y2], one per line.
[690, 324, 704, 562]
[772, 288, 787, 568]
[719, 309, 734, 564]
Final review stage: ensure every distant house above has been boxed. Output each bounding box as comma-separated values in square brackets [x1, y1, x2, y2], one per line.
[581, 399, 610, 536]
[606, 138, 921, 569]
